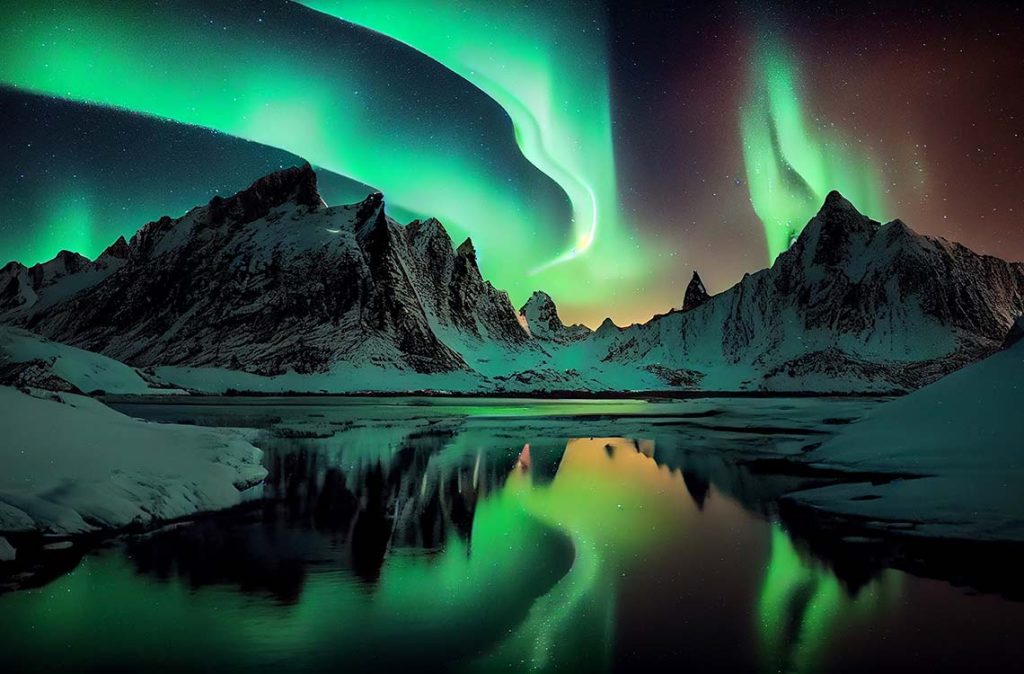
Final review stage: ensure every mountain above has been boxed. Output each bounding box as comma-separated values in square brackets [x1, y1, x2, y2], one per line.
[590, 191, 1024, 391]
[518, 291, 591, 344]
[0, 165, 526, 380]
[3, 169, 1023, 393]
[0, 241, 128, 317]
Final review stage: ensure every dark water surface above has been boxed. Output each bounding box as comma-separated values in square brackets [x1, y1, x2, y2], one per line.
[2, 397, 1023, 673]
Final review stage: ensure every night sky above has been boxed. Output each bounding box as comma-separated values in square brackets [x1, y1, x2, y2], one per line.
[1, 0, 1022, 326]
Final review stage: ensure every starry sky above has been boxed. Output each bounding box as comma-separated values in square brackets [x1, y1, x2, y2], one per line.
[1, 0, 1022, 327]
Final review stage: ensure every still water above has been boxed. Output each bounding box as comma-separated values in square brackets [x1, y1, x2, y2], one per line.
[2, 397, 1023, 673]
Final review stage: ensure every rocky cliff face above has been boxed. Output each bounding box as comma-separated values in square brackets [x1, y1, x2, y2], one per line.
[0, 165, 526, 376]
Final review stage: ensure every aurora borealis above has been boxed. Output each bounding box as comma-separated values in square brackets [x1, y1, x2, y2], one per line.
[299, 0, 625, 274]
[2, 0, 1023, 325]
[740, 35, 887, 261]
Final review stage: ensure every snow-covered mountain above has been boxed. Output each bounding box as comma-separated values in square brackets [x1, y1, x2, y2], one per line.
[0, 165, 526, 380]
[2, 168, 1022, 393]
[583, 191, 1024, 391]
[0, 240, 128, 317]
[518, 291, 591, 344]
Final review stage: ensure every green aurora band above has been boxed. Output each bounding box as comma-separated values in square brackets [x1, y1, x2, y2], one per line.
[0, 1, 648, 320]
[741, 37, 887, 262]
[298, 0, 625, 274]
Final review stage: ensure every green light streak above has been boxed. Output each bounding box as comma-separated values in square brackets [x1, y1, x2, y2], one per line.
[0, 1, 651, 320]
[0, 2, 553, 301]
[299, 0, 624, 273]
[741, 36, 887, 262]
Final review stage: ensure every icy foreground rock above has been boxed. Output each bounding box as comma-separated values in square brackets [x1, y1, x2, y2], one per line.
[0, 386, 266, 535]
[787, 336, 1024, 540]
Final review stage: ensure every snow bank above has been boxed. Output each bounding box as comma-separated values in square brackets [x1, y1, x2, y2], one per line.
[788, 339, 1024, 540]
[0, 327, 183, 395]
[0, 386, 266, 535]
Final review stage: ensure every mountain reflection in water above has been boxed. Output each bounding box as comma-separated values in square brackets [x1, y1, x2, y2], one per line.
[3, 401, 1024, 673]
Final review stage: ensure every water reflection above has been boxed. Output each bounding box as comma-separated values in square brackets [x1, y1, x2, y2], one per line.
[758, 525, 902, 673]
[2, 417, 1024, 673]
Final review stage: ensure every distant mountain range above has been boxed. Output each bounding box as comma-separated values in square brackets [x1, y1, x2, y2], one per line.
[2, 165, 1022, 394]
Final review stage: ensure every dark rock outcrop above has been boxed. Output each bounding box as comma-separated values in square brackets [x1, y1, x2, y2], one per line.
[1003, 315, 1024, 349]
[682, 271, 711, 311]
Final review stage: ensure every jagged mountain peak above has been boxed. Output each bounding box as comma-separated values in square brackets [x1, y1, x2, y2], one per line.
[779, 190, 880, 271]
[98, 235, 130, 261]
[407, 217, 449, 241]
[407, 217, 455, 263]
[0, 247, 107, 315]
[822, 189, 852, 209]
[885, 217, 912, 233]
[52, 249, 91, 266]
[518, 290, 590, 344]
[242, 163, 320, 206]
[355, 190, 385, 219]
[682, 270, 710, 311]
[811, 189, 873, 228]
[595, 317, 621, 334]
[522, 290, 554, 308]
[208, 163, 323, 225]
[22, 250, 93, 284]
[456, 237, 477, 260]
[354, 193, 397, 247]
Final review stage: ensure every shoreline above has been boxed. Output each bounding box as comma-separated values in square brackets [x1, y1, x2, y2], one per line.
[101, 389, 904, 403]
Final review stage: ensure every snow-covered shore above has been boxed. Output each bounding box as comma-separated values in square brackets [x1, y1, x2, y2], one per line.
[0, 386, 266, 555]
[0, 326, 184, 395]
[787, 338, 1024, 541]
